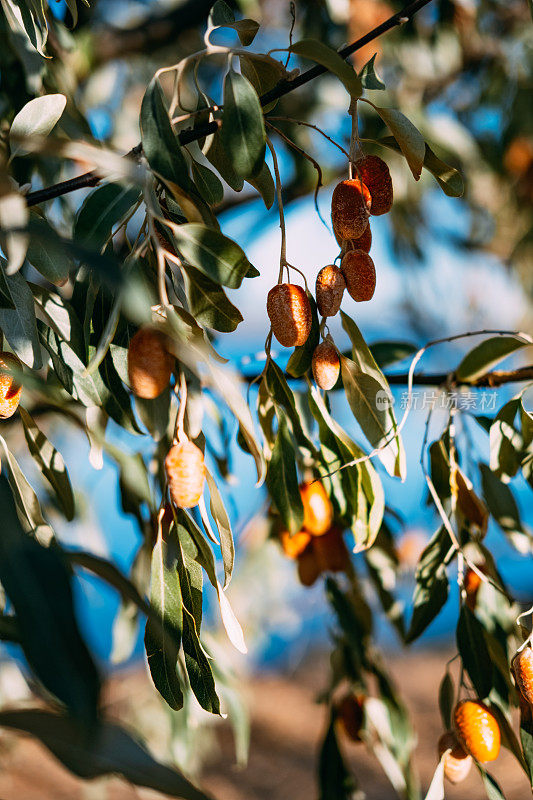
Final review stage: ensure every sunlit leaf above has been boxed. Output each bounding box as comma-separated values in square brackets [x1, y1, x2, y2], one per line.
[456, 336, 530, 383]
[266, 413, 304, 535]
[220, 69, 266, 181]
[145, 523, 184, 711]
[10, 94, 66, 157]
[19, 407, 75, 521]
[289, 39, 362, 98]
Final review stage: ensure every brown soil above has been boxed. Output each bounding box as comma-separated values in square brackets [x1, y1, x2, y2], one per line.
[0, 649, 529, 800]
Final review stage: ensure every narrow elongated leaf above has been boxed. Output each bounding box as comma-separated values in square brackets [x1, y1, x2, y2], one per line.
[205, 469, 234, 589]
[174, 523, 220, 715]
[0, 435, 54, 544]
[220, 69, 266, 181]
[140, 78, 190, 190]
[179, 509, 246, 653]
[266, 413, 304, 535]
[0, 269, 42, 368]
[438, 672, 454, 729]
[266, 360, 315, 453]
[0, 709, 213, 800]
[341, 312, 404, 478]
[191, 160, 224, 206]
[145, 527, 184, 711]
[207, 1, 259, 46]
[0, 191, 28, 275]
[10, 94, 66, 158]
[341, 356, 401, 479]
[378, 136, 464, 197]
[478, 768, 506, 800]
[74, 184, 140, 252]
[42, 329, 101, 407]
[424, 760, 445, 800]
[168, 223, 253, 289]
[248, 160, 275, 208]
[27, 215, 72, 285]
[489, 398, 522, 480]
[0, 478, 100, 727]
[290, 40, 362, 98]
[520, 709, 533, 787]
[182, 264, 243, 332]
[19, 407, 75, 521]
[372, 106, 425, 179]
[456, 605, 492, 699]
[406, 527, 451, 643]
[456, 336, 529, 382]
[318, 715, 358, 800]
[359, 53, 385, 90]
[480, 464, 531, 553]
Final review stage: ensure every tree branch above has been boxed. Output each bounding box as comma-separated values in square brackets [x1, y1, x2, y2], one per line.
[243, 364, 533, 387]
[25, 0, 433, 208]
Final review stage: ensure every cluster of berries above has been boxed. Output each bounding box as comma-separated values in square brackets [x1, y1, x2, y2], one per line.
[277, 480, 350, 586]
[267, 155, 393, 391]
[128, 328, 205, 509]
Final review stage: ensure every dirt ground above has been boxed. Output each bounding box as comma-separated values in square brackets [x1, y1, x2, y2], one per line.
[0, 649, 529, 800]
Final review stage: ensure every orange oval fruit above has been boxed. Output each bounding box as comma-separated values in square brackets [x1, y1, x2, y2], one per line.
[438, 731, 473, 784]
[464, 565, 486, 610]
[312, 341, 340, 391]
[331, 179, 371, 242]
[128, 328, 174, 399]
[313, 527, 350, 573]
[335, 223, 372, 254]
[337, 694, 365, 742]
[165, 440, 206, 509]
[0, 352, 22, 419]
[453, 700, 500, 762]
[512, 647, 533, 706]
[300, 480, 333, 536]
[280, 530, 312, 559]
[341, 250, 376, 302]
[354, 155, 393, 216]
[267, 283, 312, 348]
[297, 544, 320, 587]
[315, 265, 346, 317]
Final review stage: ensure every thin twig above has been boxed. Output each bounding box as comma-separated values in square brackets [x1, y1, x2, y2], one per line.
[266, 136, 287, 281]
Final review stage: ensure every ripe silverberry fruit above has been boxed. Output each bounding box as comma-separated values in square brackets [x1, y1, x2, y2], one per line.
[0, 353, 22, 419]
[312, 340, 340, 391]
[316, 265, 345, 317]
[336, 694, 365, 742]
[297, 543, 320, 587]
[354, 155, 393, 216]
[128, 328, 174, 399]
[300, 480, 333, 536]
[331, 179, 371, 241]
[267, 283, 312, 348]
[335, 223, 372, 254]
[512, 647, 533, 707]
[453, 700, 500, 763]
[464, 565, 486, 610]
[165, 440, 206, 509]
[341, 250, 376, 302]
[438, 732, 472, 784]
[279, 530, 312, 559]
[313, 527, 350, 573]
